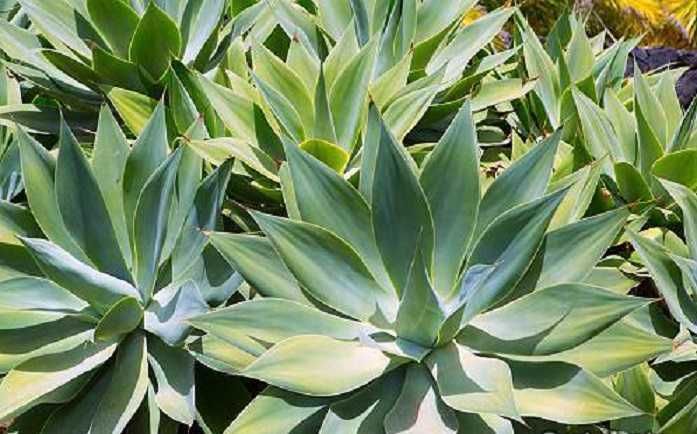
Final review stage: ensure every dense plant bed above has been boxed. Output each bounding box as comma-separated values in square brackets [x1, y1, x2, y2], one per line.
[0, 2, 695, 434]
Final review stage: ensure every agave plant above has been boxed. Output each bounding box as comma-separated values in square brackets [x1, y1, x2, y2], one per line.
[188, 102, 661, 433]
[628, 179, 697, 433]
[188, 0, 526, 209]
[0, 102, 243, 433]
[510, 11, 642, 138]
[569, 59, 697, 218]
[0, 0, 254, 132]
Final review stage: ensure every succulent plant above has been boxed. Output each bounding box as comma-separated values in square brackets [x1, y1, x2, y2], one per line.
[189, 102, 658, 433]
[0, 0, 249, 134]
[565, 57, 697, 220]
[0, 103, 242, 433]
[188, 0, 526, 209]
[628, 178, 697, 434]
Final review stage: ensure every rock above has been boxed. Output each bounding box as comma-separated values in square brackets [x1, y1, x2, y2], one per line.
[628, 47, 697, 108]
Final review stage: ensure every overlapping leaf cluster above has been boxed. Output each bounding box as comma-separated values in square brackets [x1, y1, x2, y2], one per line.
[0, 1, 695, 434]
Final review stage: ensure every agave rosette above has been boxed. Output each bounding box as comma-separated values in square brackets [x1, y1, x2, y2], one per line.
[0, 102, 242, 432]
[189, 102, 658, 432]
[0, 0, 254, 132]
[570, 64, 697, 216]
[189, 0, 525, 207]
[512, 12, 641, 136]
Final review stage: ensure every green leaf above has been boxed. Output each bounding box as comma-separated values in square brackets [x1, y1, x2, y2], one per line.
[56, 118, 130, 282]
[171, 159, 231, 280]
[17, 0, 98, 58]
[420, 102, 479, 295]
[611, 364, 656, 433]
[252, 42, 314, 131]
[93, 47, 148, 94]
[635, 92, 665, 179]
[661, 179, 697, 258]
[550, 315, 672, 378]
[208, 232, 310, 304]
[604, 88, 636, 163]
[144, 281, 208, 346]
[383, 68, 443, 141]
[657, 374, 697, 434]
[16, 127, 86, 262]
[628, 231, 697, 333]
[224, 387, 331, 434]
[656, 73, 683, 140]
[188, 334, 259, 375]
[94, 297, 143, 341]
[476, 131, 560, 233]
[371, 108, 433, 295]
[180, 0, 226, 64]
[615, 162, 653, 203]
[0, 317, 95, 373]
[0, 277, 87, 313]
[198, 73, 255, 138]
[0, 201, 42, 245]
[565, 18, 594, 82]
[516, 208, 630, 294]
[384, 364, 458, 434]
[133, 147, 183, 300]
[463, 283, 650, 356]
[90, 332, 149, 434]
[92, 106, 132, 269]
[167, 71, 199, 135]
[87, 0, 139, 58]
[427, 343, 519, 420]
[40, 49, 100, 87]
[0, 341, 117, 420]
[668, 97, 697, 152]
[244, 335, 393, 396]
[319, 371, 402, 434]
[285, 143, 392, 291]
[106, 87, 158, 135]
[190, 298, 369, 346]
[129, 1, 182, 82]
[520, 18, 560, 127]
[252, 212, 397, 324]
[123, 100, 169, 233]
[313, 67, 338, 144]
[395, 248, 444, 347]
[148, 336, 196, 425]
[427, 8, 514, 82]
[465, 189, 568, 320]
[188, 138, 278, 181]
[573, 88, 626, 165]
[506, 360, 641, 424]
[653, 150, 697, 191]
[40, 364, 114, 434]
[253, 74, 305, 144]
[348, 0, 370, 46]
[20, 237, 140, 314]
[329, 39, 377, 151]
[298, 139, 349, 173]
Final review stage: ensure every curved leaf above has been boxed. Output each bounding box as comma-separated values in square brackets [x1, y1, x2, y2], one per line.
[243, 335, 394, 396]
[129, 1, 182, 81]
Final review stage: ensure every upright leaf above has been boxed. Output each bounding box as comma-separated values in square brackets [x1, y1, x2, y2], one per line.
[420, 102, 480, 295]
[129, 1, 182, 82]
[56, 119, 130, 282]
[133, 147, 183, 300]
